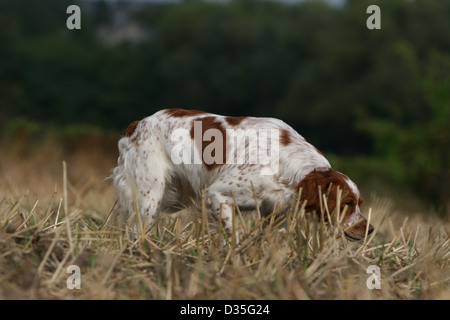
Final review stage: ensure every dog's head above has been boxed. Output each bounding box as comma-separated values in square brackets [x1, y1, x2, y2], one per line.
[298, 168, 374, 240]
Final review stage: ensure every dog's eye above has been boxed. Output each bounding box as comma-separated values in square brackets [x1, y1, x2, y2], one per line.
[344, 202, 353, 210]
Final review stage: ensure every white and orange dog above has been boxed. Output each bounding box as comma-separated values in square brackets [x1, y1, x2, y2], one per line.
[112, 108, 373, 241]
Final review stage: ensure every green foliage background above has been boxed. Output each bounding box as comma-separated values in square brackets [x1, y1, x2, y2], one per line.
[0, 0, 448, 213]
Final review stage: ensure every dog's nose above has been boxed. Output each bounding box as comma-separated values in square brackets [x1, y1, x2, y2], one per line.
[342, 218, 374, 241]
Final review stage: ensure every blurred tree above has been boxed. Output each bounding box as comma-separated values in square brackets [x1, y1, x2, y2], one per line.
[0, 0, 449, 209]
[364, 50, 449, 213]
[93, 0, 111, 26]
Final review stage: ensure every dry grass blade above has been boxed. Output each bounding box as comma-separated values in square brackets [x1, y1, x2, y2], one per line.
[63, 161, 73, 253]
[0, 139, 448, 300]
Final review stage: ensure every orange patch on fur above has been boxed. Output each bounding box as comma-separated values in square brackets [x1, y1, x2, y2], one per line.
[190, 116, 227, 171]
[225, 116, 246, 126]
[164, 108, 207, 118]
[297, 168, 357, 216]
[124, 121, 140, 137]
[280, 129, 291, 146]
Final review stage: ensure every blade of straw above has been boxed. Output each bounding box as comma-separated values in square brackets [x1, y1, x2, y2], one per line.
[63, 161, 74, 252]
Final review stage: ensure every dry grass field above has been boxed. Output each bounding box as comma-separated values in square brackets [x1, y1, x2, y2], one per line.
[0, 136, 448, 300]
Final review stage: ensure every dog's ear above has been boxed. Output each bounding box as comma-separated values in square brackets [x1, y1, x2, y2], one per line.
[297, 171, 322, 213]
[297, 169, 337, 214]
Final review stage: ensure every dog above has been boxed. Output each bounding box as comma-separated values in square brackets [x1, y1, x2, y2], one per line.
[112, 108, 374, 241]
